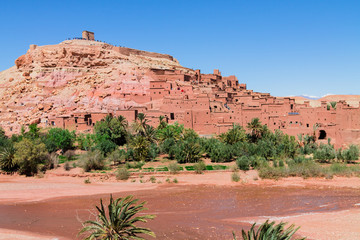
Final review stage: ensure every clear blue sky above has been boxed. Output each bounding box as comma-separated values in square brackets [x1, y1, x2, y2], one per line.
[1, 0, 359, 97]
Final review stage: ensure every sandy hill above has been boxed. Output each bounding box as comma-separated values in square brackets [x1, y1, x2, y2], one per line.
[0, 39, 192, 133]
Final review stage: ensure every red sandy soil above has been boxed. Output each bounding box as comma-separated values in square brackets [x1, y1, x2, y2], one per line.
[1, 171, 360, 239]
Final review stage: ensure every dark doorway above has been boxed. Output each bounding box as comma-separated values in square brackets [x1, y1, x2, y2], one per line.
[319, 130, 327, 140]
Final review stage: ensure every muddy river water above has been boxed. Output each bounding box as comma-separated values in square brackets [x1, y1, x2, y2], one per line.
[1, 184, 360, 239]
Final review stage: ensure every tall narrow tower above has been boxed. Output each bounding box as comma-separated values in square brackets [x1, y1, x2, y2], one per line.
[82, 31, 95, 41]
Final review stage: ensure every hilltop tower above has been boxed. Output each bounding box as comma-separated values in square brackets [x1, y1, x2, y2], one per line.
[82, 31, 95, 41]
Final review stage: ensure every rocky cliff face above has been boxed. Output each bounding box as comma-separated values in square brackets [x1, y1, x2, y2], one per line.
[0, 40, 192, 133]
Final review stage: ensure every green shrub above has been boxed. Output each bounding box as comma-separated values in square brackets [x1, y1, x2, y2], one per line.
[107, 149, 126, 165]
[45, 152, 59, 170]
[231, 172, 240, 182]
[209, 142, 234, 163]
[44, 128, 75, 153]
[273, 160, 278, 167]
[64, 162, 71, 171]
[84, 178, 91, 184]
[343, 145, 359, 162]
[116, 168, 130, 180]
[79, 150, 106, 172]
[174, 140, 202, 163]
[288, 161, 324, 178]
[168, 162, 181, 174]
[236, 156, 250, 171]
[148, 143, 160, 161]
[149, 176, 156, 183]
[278, 159, 285, 167]
[313, 143, 335, 162]
[173, 178, 178, 183]
[125, 161, 145, 169]
[13, 138, 48, 176]
[233, 219, 305, 240]
[0, 143, 17, 173]
[258, 166, 285, 179]
[193, 161, 206, 174]
[129, 135, 150, 162]
[95, 135, 117, 156]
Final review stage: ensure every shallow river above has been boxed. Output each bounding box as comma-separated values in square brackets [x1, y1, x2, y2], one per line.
[0, 184, 360, 239]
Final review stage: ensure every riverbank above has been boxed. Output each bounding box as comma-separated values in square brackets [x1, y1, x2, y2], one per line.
[1, 172, 360, 239]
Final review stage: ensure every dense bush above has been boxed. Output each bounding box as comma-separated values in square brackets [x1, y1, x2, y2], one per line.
[313, 143, 336, 162]
[174, 139, 202, 163]
[116, 168, 130, 180]
[95, 135, 117, 156]
[107, 149, 126, 165]
[79, 150, 106, 172]
[13, 138, 48, 176]
[77, 133, 96, 151]
[193, 161, 206, 174]
[236, 156, 250, 171]
[340, 145, 359, 162]
[94, 115, 128, 146]
[168, 162, 181, 174]
[129, 135, 150, 162]
[231, 172, 240, 182]
[219, 124, 247, 145]
[209, 142, 234, 162]
[44, 128, 75, 153]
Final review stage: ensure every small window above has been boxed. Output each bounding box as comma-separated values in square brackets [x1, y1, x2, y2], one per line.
[170, 113, 175, 120]
[51, 121, 55, 126]
[306, 124, 309, 127]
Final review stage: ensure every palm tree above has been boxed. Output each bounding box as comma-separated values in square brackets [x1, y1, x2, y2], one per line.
[117, 115, 128, 129]
[329, 101, 337, 110]
[220, 124, 247, 145]
[233, 220, 305, 240]
[133, 113, 149, 136]
[247, 118, 263, 142]
[144, 125, 157, 143]
[129, 135, 150, 162]
[157, 115, 167, 130]
[79, 195, 155, 240]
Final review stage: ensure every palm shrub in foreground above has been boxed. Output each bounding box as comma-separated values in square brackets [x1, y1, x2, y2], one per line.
[79, 195, 156, 240]
[233, 220, 305, 240]
[0, 143, 17, 173]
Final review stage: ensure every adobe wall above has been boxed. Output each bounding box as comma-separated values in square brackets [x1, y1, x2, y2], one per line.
[43, 67, 360, 148]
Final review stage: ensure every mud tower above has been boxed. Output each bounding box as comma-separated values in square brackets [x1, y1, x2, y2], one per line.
[82, 30, 95, 40]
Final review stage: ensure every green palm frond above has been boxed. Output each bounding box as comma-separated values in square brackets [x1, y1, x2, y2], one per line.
[234, 220, 306, 240]
[79, 195, 156, 240]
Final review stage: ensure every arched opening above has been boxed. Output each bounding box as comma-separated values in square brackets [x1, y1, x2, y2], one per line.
[318, 130, 327, 140]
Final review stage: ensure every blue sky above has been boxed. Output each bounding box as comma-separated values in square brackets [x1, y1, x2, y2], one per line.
[1, 0, 359, 97]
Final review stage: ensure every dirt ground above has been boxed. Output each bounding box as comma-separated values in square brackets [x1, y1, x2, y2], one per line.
[0, 171, 360, 239]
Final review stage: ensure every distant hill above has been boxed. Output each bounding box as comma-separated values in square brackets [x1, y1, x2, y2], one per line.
[291, 95, 360, 107]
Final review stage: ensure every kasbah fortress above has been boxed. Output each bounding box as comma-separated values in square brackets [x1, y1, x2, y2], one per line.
[0, 31, 359, 148]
